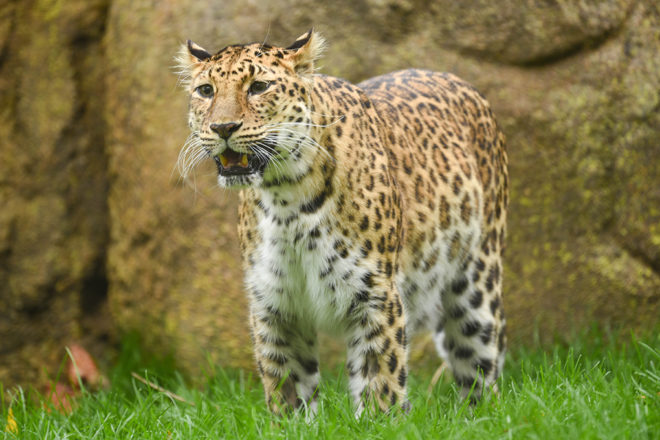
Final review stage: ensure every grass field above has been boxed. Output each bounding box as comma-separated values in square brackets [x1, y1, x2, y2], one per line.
[2, 328, 659, 439]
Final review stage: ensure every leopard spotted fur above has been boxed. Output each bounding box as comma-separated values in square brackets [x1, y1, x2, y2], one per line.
[177, 30, 508, 415]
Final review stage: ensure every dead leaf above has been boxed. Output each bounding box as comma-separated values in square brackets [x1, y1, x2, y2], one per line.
[45, 383, 77, 414]
[66, 344, 109, 390]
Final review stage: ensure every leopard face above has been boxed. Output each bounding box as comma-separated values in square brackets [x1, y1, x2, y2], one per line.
[178, 33, 324, 188]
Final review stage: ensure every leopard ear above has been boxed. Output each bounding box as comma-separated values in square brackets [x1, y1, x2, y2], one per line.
[186, 40, 212, 62]
[175, 40, 211, 87]
[285, 29, 325, 75]
[176, 40, 211, 71]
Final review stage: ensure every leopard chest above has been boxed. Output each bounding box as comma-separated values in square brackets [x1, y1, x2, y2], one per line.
[245, 199, 373, 332]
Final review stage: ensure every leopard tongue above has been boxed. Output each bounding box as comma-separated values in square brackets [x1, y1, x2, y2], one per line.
[219, 152, 249, 168]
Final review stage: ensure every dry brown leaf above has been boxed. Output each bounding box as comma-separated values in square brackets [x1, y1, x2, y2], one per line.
[45, 383, 77, 414]
[66, 344, 109, 390]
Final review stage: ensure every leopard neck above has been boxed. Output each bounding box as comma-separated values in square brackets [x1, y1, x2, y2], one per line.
[249, 86, 338, 214]
[249, 74, 375, 217]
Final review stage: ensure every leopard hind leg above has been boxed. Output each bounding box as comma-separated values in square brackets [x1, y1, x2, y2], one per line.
[436, 252, 506, 402]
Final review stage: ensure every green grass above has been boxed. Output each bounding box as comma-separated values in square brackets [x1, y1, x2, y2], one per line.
[2, 328, 659, 439]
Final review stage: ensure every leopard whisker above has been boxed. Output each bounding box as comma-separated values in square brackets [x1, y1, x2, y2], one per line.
[263, 127, 335, 162]
[176, 132, 212, 180]
[253, 141, 290, 180]
[264, 116, 345, 129]
[253, 143, 284, 177]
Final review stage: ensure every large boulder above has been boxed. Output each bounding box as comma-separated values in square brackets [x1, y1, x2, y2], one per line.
[103, 0, 660, 369]
[103, 0, 256, 373]
[0, 0, 111, 385]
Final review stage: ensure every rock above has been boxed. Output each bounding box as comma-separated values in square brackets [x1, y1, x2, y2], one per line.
[104, 0, 255, 375]
[104, 0, 659, 366]
[0, 0, 111, 387]
[424, 0, 633, 65]
[498, 1, 660, 341]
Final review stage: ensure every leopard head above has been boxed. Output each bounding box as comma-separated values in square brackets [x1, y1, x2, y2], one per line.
[176, 30, 326, 188]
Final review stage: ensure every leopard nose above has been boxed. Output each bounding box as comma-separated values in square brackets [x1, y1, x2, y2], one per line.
[210, 121, 243, 139]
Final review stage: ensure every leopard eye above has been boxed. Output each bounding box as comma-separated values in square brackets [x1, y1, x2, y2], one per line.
[248, 81, 270, 95]
[195, 84, 214, 98]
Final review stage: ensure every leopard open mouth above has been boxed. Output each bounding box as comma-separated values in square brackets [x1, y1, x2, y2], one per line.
[214, 148, 268, 177]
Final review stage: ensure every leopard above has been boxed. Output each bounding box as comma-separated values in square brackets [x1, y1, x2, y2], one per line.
[177, 29, 508, 416]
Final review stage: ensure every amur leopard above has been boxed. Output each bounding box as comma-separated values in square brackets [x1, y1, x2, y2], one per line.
[177, 30, 508, 415]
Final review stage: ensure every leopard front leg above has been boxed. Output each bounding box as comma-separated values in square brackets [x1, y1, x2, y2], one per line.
[250, 309, 320, 416]
[345, 285, 410, 416]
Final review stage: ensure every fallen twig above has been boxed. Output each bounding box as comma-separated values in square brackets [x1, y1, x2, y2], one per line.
[130, 372, 195, 406]
[427, 362, 448, 395]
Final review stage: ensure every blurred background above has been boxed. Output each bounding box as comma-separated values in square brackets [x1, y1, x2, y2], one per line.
[1, 0, 658, 389]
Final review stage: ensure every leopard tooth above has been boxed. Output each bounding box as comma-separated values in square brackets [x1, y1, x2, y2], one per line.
[219, 154, 228, 168]
[240, 154, 249, 167]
